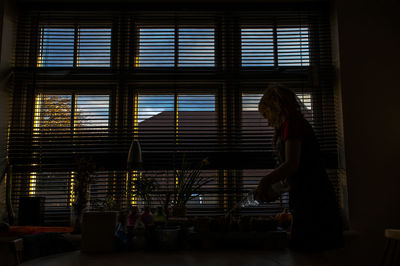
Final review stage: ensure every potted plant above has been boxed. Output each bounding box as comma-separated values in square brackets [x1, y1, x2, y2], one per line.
[71, 156, 97, 233]
[132, 174, 158, 208]
[171, 156, 211, 217]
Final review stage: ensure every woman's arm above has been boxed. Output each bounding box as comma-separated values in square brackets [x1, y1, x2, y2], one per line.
[255, 139, 302, 202]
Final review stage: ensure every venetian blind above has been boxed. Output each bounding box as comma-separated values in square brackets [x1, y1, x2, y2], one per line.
[8, 4, 338, 224]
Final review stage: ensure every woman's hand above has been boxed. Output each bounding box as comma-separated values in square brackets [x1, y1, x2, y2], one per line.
[255, 177, 280, 203]
[254, 139, 301, 202]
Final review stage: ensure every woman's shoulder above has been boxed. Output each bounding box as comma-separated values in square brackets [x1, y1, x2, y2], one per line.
[281, 117, 312, 141]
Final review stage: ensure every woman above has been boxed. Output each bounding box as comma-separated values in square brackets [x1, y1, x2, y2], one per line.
[255, 86, 343, 251]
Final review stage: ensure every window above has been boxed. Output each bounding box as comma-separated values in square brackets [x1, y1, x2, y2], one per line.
[178, 29, 215, 67]
[75, 95, 110, 131]
[33, 93, 110, 134]
[241, 27, 310, 67]
[30, 93, 110, 218]
[135, 92, 217, 151]
[277, 27, 310, 66]
[241, 28, 274, 67]
[10, 7, 338, 223]
[38, 27, 112, 67]
[137, 27, 215, 67]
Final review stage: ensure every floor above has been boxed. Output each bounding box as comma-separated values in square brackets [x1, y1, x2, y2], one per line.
[21, 248, 357, 266]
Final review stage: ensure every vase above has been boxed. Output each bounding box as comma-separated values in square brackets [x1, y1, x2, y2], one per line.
[70, 208, 83, 233]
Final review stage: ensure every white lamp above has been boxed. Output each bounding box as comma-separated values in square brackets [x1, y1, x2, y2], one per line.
[127, 140, 143, 170]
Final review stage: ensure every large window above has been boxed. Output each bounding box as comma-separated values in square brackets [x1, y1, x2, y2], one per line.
[10, 6, 338, 223]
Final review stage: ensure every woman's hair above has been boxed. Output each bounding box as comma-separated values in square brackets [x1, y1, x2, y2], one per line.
[258, 85, 303, 127]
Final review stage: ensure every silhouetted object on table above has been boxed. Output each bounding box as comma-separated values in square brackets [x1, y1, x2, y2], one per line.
[81, 211, 118, 253]
[127, 140, 143, 170]
[18, 197, 45, 226]
[380, 229, 400, 266]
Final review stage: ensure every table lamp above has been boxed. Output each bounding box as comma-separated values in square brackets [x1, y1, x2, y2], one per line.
[127, 140, 143, 170]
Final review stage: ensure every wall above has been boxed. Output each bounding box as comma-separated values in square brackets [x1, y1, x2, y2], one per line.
[333, 0, 400, 264]
[0, 0, 16, 159]
[0, 0, 17, 221]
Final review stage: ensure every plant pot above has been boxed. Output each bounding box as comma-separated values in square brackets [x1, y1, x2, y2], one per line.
[70, 209, 83, 234]
[194, 217, 210, 233]
[155, 225, 181, 250]
[81, 211, 118, 253]
[172, 206, 187, 217]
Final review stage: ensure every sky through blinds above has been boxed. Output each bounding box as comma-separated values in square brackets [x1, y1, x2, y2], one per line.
[241, 27, 310, 67]
[77, 29, 112, 67]
[38, 28, 75, 67]
[138, 28, 215, 67]
[241, 28, 274, 67]
[138, 28, 175, 67]
[38, 27, 112, 67]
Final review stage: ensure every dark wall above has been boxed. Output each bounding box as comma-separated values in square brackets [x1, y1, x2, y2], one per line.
[0, 0, 16, 162]
[0, 0, 17, 220]
[333, 0, 400, 264]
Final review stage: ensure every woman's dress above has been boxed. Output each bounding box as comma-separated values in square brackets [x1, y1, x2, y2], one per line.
[276, 118, 344, 251]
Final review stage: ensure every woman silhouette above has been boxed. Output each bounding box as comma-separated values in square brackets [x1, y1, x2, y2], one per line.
[255, 85, 343, 251]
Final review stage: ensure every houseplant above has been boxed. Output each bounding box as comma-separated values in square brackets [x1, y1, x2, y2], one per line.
[132, 173, 158, 208]
[171, 156, 211, 217]
[71, 156, 97, 233]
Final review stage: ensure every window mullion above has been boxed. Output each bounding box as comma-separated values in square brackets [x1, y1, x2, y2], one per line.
[273, 19, 278, 68]
[174, 24, 179, 68]
[174, 93, 179, 146]
[73, 25, 79, 68]
[71, 93, 76, 136]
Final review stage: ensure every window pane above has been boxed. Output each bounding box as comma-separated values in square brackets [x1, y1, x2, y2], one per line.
[241, 28, 274, 67]
[34, 94, 72, 135]
[32, 172, 70, 206]
[137, 95, 175, 150]
[241, 93, 273, 151]
[177, 94, 216, 151]
[38, 28, 75, 67]
[75, 95, 110, 130]
[178, 29, 215, 67]
[28, 171, 71, 224]
[138, 28, 175, 67]
[78, 28, 112, 67]
[178, 95, 215, 111]
[277, 27, 310, 66]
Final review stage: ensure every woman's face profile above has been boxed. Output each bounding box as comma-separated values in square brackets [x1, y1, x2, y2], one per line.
[262, 105, 277, 127]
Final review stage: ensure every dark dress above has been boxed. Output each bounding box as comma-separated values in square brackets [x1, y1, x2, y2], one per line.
[276, 118, 344, 251]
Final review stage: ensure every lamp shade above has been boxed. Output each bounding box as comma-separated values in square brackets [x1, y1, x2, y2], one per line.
[127, 140, 142, 170]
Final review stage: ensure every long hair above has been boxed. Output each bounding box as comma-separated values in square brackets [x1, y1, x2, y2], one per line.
[258, 86, 305, 161]
[258, 85, 304, 128]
